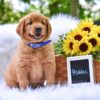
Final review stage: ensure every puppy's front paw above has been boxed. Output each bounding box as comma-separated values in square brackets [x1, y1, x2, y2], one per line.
[47, 78, 55, 85]
[19, 80, 29, 90]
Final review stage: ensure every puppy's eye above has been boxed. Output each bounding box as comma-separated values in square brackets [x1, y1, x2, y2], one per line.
[41, 21, 45, 25]
[27, 21, 32, 25]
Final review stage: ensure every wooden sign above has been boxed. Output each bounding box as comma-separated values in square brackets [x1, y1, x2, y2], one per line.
[67, 55, 94, 84]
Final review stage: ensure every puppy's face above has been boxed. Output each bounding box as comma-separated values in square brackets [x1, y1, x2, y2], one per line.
[16, 13, 52, 43]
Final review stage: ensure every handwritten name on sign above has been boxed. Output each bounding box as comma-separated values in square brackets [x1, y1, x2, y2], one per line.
[72, 69, 88, 76]
[67, 55, 94, 84]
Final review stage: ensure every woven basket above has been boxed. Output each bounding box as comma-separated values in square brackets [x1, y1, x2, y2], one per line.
[94, 61, 100, 82]
[55, 55, 67, 84]
[55, 55, 100, 83]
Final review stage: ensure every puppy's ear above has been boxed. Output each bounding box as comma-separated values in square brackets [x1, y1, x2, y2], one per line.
[16, 20, 25, 37]
[46, 18, 52, 36]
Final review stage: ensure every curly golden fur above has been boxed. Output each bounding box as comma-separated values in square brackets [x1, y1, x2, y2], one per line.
[4, 13, 56, 90]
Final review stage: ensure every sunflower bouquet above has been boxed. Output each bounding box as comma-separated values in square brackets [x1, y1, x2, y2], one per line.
[62, 19, 100, 59]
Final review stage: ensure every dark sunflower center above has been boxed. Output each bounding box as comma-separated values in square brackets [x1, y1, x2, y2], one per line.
[89, 38, 97, 47]
[83, 27, 90, 32]
[74, 35, 82, 41]
[69, 42, 73, 50]
[98, 33, 100, 38]
[79, 43, 88, 52]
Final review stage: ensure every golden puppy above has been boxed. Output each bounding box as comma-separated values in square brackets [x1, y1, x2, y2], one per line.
[4, 13, 56, 89]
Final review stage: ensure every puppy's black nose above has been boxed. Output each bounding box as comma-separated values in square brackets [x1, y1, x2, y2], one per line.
[35, 27, 42, 34]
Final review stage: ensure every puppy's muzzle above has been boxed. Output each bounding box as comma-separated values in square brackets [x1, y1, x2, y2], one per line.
[35, 27, 42, 37]
[28, 27, 44, 39]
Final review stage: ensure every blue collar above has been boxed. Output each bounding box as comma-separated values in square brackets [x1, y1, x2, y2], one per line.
[27, 40, 51, 49]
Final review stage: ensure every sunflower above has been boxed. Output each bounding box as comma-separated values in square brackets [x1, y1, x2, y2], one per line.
[63, 37, 79, 56]
[87, 34, 100, 52]
[66, 29, 88, 41]
[78, 39, 92, 55]
[61, 19, 100, 57]
[77, 19, 94, 33]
